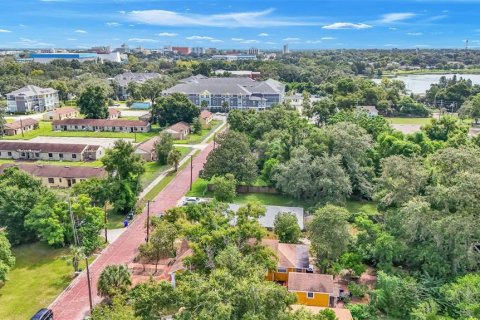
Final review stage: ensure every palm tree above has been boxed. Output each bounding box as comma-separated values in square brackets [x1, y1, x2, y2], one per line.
[167, 149, 182, 172]
[69, 246, 85, 273]
[97, 264, 132, 301]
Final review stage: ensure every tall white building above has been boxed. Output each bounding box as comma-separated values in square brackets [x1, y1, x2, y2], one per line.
[6, 85, 59, 113]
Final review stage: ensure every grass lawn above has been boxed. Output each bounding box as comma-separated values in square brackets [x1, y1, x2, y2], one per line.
[1, 121, 161, 142]
[140, 146, 190, 188]
[386, 117, 432, 125]
[106, 212, 126, 229]
[174, 120, 222, 145]
[0, 242, 90, 320]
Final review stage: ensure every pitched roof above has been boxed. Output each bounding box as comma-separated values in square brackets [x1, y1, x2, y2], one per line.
[135, 136, 160, 153]
[47, 107, 78, 116]
[290, 306, 353, 320]
[108, 108, 121, 116]
[0, 141, 95, 153]
[169, 239, 193, 274]
[52, 119, 149, 127]
[262, 239, 309, 269]
[4, 118, 38, 130]
[112, 72, 162, 86]
[356, 105, 379, 113]
[7, 85, 57, 97]
[200, 110, 212, 119]
[167, 121, 190, 133]
[164, 76, 285, 96]
[0, 163, 106, 179]
[287, 272, 335, 294]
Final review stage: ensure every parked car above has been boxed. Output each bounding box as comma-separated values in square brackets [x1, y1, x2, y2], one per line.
[31, 308, 53, 320]
[182, 197, 203, 206]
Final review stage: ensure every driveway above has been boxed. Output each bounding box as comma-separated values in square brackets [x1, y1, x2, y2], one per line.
[29, 136, 134, 148]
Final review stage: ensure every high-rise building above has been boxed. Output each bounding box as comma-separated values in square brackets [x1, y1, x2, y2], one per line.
[283, 44, 289, 54]
[248, 47, 260, 55]
[191, 47, 206, 55]
[172, 47, 191, 55]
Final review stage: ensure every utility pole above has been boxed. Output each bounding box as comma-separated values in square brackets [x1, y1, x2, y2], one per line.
[190, 155, 193, 191]
[213, 133, 216, 149]
[85, 258, 93, 312]
[146, 200, 150, 243]
[20, 118, 24, 138]
[104, 203, 108, 243]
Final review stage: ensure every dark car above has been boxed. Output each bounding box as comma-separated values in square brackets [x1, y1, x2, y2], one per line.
[31, 308, 53, 320]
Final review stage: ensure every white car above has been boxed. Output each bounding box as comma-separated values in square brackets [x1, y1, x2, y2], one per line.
[182, 197, 203, 206]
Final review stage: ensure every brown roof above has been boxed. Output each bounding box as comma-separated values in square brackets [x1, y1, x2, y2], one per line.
[169, 239, 193, 274]
[200, 110, 212, 119]
[0, 141, 92, 153]
[287, 272, 335, 294]
[167, 121, 190, 133]
[108, 108, 121, 116]
[0, 163, 106, 179]
[290, 306, 352, 320]
[136, 136, 160, 153]
[4, 118, 38, 130]
[262, 239, 309, 269]
[49, 107, 78, 116]
[52, 119, 149, 127]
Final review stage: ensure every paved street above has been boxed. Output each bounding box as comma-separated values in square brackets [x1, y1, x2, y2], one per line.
[49, 141, 214, 320]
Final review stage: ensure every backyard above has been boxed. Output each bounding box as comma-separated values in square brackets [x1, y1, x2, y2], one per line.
[0, 242, 90, 320]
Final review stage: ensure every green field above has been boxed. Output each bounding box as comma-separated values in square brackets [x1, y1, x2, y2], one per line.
[174, 120, 221, 144]
[386, 117, 432, 125]
[0, 242, 90, 320]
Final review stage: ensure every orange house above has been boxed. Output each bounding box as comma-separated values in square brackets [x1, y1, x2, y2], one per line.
[288, 272, 337, 308]
[262, 239, 310, 283]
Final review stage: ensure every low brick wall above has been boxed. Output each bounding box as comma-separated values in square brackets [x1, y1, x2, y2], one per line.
[208, 184, 279, 194]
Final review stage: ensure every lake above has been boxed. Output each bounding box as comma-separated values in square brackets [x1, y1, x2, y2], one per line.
[373, 74, 480, 95]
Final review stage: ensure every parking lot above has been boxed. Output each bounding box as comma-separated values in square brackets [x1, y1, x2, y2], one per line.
[29, 136, 135, 148]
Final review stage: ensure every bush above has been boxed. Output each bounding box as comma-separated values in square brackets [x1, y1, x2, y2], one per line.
[348, 282, 369, 298]
[347, 303, 376, 320]
[212, 174, 237, 202]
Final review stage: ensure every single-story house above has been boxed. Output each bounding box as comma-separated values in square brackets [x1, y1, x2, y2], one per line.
[261, 239, 311, 282]
[290, 305, 352, 320]
[108, 108, 122, 119]
[163, 121, 190, 140]
[3, 118, 39, 136]
[134, 136, 160, 161]
[356, 105, 379, 116]
[288, 272, 337, 308]
[199, 110, 213, 125]
[52, 119, 150, 133]
[0, 141, 103, 161]
[228, 204, 304, 230]
[0, 163, 106, 188]
[139, 112, 151, 122]
[43, 107, 79, 121]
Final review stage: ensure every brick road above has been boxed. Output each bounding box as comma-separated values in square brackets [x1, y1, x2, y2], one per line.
[49, 142, 214, 320]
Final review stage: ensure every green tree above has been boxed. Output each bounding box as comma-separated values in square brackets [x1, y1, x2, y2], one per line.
[97, 264, 132, 301]
[192, 117, 202, 134]
[167, 148, 182, 172]
[141, 77, 168, 105]
[310, 98, 337, 126]
[0, 230, 15, 283]
[91, 295, 139, 320]
[48, 79, 69, 102]
[72, 178, 110, 207]
[152, 93, 200, 126]
[65, 245, 85, 273]
[127, 82, 143, 101]
[77, 85, 109, 119]
[422, 116, 468, 142]
[338, 252, 367, 278]
[466, 92, 480, 124]
[138, 220, 177, 274]
[201, 131, 258, 184]
[0, 104, 6, 138]
[441, 274, 480, 319]
[71, 195, 105, 255]
[154, 132, 174, 165]
[274, 212, 301, 244]
[211, 174, 237, 202]
[130, 280, 176, 319]
[308, 205, 351, 272]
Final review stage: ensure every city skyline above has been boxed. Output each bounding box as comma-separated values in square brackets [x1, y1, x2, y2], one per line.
[0, 0, 480, 50]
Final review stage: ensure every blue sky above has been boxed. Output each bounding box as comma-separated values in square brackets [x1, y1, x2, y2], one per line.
[0, 0, 480, 50]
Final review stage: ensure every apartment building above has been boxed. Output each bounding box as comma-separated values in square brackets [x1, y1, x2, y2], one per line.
[163, 76, 285, 110]
[110, 72, 162, 100]
[0, 141, 104, 161]
[52, 119, 150, 132]
[6, 85, 59, 113]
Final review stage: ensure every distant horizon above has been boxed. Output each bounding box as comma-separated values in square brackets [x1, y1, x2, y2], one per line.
[1, 0, 480, 50]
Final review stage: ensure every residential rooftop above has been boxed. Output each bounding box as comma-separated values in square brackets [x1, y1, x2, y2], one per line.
[0, 141, 100, 153]
[7, 85, 57, 97]
[0, 163, 106, 179]
[287, 272, 335, 294]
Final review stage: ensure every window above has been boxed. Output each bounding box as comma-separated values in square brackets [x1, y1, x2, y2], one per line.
[7, 152, 12, 156]
[21, 152, 25, 157]
[307, 292, 314, 299]
[35, 153, 40, 157]
[295, 268, 303, 273]
[277, 268, 287, 273]
[72, 179, 76, 184]
[72, 154, 77, 159]
[59, 153, 63, 158]
[48, 178, 54, 184]
[48, 153, 53, 158]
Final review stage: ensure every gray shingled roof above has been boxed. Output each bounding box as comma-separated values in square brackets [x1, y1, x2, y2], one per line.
[164, 76, 285, 96]
[7, 85, 58, 97]
[112, 72, 162, 86]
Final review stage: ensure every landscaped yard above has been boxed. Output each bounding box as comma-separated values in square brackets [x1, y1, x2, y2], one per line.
[1, 121, 161, 142]
[0, 242, 89, 320]
[174, 120, 222, 144]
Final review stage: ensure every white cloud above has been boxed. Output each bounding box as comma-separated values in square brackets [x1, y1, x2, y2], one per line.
[211, 39, 224, 43]
[306, 40, 322, 44]
[128, 38, 159, 43]
[231, 38, 244, 41]
[67, 38, 77, 41]
[158, 32, 178, 37]
[266, 41, 276, 45]
[241, 39, 260, 44]
[407, 32, 423, 36]
[186, 35, 214, 40]
[414, 44, 430, 48]
[75, 29, 87, 33]
[380, 13, 416, 23]
[321, 37, 335, 40]
[389, 27, 398, 31]
[322, 22, 372, 30]
[106, 22, 121, 27]
[17, 38, 53, 47]
[384, 44, 399, 47]
[0, 29, 11, 33]
[283, 37, 300, 41]
[258, 32, 269, 37]
[125, 9, 321, 28]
